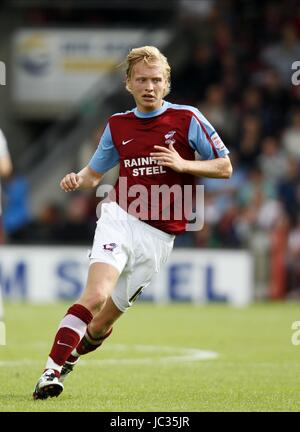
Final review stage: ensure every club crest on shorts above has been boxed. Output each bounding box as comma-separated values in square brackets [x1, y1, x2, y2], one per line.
[102, 243, 118, 252]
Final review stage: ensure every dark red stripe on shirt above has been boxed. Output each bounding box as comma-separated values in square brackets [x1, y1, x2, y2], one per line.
[192, 115, 218, 158]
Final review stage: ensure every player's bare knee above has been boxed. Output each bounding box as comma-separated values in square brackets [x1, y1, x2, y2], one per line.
[78, 289, 109, 312]
[95, 291, 109, 308]
[93, 314, 115, 328]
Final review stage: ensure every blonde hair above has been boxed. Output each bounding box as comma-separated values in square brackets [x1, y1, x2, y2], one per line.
[125, 46, 171, 96]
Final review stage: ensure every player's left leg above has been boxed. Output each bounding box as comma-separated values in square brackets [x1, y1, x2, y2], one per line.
[60, 265, 159, 382]
[60, 297, 123, 382]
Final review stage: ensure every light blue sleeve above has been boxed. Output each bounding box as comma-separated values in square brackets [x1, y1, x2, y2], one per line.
[88, 123, 120, 173]
[188, 111, 229, 160]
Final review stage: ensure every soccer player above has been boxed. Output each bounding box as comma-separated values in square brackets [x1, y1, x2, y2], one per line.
[0, 128, 12, 321]
[0, 128, 12, 244]
[33, 46, 232, 399]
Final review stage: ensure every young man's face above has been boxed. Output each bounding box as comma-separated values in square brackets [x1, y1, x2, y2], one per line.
[127, 61, 168, 112]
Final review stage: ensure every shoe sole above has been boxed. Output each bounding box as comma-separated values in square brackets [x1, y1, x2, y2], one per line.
[33, 383, 64, 400]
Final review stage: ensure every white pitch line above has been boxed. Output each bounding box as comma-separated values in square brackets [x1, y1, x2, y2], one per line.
[0, 343, 218, 366]
[81, 344, 219, 365]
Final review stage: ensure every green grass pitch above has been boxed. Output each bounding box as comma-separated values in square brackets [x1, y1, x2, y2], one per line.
[0, 301, 300, 412]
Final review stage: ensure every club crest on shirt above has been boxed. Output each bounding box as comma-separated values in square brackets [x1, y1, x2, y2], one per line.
[164, 130, 176, 145]
[102, 243, 118, 252]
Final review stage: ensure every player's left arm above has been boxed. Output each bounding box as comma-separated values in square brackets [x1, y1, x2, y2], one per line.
[151, 110, 232, 178]
[151, 144, 232, 178]
[0, 130, 12, 178]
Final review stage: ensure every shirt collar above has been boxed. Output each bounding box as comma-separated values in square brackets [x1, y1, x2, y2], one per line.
[133, 101, 170, 118]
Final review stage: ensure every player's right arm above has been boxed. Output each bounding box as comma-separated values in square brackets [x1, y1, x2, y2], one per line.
[0, 129, 12, 178]
[60, 166, 104, 192]
[60, 122, 119, 192]
[0, 153, 12, 177]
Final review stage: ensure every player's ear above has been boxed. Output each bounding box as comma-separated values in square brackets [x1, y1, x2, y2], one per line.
[162, 77, 168, 97]
[126, 78, 132, 93]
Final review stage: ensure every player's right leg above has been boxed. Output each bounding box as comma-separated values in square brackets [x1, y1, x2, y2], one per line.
[60, 212, 175, 383]
[33, 262, 119, 400]
[33, 202, 131, 399]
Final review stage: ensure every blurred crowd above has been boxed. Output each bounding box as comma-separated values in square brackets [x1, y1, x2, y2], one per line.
[171, 1, 300, 297]
[2, 0, 300, 297]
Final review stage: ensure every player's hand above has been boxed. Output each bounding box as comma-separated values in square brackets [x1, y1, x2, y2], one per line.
[60, 172, 83, 192]
[150, 144, 187, 173]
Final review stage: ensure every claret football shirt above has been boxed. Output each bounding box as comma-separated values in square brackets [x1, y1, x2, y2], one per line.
[89, 101, 229, 234]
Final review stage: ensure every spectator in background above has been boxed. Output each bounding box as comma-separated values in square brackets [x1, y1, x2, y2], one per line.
[201, 151, 246, 218]
[236, 114, 261, 169]
[282, 109, 300, 160]
[9, 202, 62, 245]
[290, 78, 300, 110]
[198, 84, 237, 144]
[258, 136, 289, 182]
[240, 86, 264, 119]
[286, 214, 300, 297]
[173, 43, 222, 103]
[277, 158, 300, 223]
[261, 23, 300, 86]
[216, 202, 241, 248]
[58, 194, 95, 245]
[261, 2, 284, 44]
[260, 68, 290, 135]
[0, 128, 12, 243]
[219, 51, 242, 103]
[238, 167, 276, 209]
[214, 22, 234, 57]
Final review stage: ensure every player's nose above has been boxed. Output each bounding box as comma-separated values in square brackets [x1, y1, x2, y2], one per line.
[145, 80, 154, 91]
